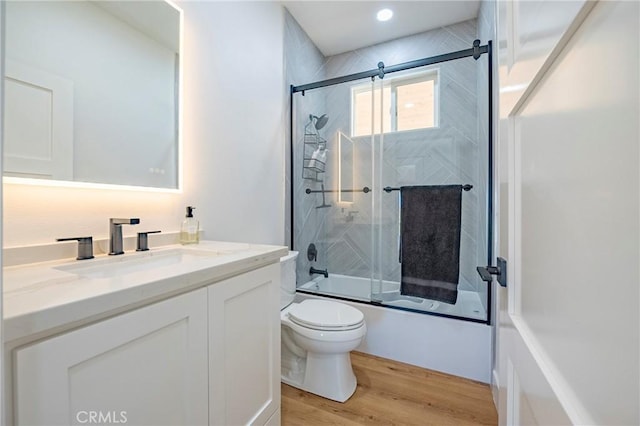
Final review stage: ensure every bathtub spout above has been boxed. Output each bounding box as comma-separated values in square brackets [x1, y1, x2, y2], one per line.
[309, 266, 329, 278]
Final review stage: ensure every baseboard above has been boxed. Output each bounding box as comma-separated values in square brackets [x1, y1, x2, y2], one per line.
[491, 369, 499, 411]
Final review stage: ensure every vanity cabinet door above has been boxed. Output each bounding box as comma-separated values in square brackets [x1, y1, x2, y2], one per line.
[208, 264, 281, 426]
[14, 288, 209, 426]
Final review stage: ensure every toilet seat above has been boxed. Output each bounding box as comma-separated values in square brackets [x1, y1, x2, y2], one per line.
[287, 299, 364, 331]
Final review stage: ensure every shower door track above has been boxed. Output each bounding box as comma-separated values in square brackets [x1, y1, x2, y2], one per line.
[289, 40, 494, 325]
[291, 40, 489, 94]
[295, 288, 489, 324]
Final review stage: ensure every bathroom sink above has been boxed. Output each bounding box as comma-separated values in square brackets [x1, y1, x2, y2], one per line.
[54, 248, 218, 279]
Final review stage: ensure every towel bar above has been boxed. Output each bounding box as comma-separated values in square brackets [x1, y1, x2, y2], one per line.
[306, 187, 371, 194]
[383, 184, 473, 193]
[306, 185, 472, 195]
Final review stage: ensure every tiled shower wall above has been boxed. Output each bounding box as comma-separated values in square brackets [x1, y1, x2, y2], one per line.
[286, 11, 490, 299]
[284, 10, 329, 282]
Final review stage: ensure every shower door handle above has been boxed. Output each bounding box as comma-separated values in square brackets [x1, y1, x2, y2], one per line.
[476, 266, 497, 282]
[476, 257, 507, 287]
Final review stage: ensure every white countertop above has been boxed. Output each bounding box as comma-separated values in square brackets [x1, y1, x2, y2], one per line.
[3, 241, 289, 343]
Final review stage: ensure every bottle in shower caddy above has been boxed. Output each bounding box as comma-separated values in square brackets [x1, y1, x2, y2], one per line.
[309, 145, 327, 171]
[180, 206, 199, 244]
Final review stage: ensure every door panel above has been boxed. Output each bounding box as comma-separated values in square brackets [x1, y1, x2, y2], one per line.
[4, 60, 73, 179]
[497, 0, 591, 115]
[208, 264, 280, 426]
[14, 289, 209, 426]
[497, 0, 639, 424]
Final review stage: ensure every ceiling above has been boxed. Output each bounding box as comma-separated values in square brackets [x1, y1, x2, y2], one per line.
[94, 1, 180, 52]
[282, 1, 481, 57]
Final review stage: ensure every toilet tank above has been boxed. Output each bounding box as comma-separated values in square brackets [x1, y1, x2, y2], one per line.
[280, 251, 298, 310]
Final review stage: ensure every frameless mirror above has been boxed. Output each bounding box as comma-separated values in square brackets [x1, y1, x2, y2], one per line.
[338, 132, 354, 203]
[3, 0, 181, 189]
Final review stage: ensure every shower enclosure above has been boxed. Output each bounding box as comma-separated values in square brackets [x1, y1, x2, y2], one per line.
[290, 40, 492, 323]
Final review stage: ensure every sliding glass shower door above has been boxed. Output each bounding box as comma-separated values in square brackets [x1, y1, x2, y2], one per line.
[292, 78, 375, 303]
[370, 60, 489, 321]
[291, 44, 491, 323]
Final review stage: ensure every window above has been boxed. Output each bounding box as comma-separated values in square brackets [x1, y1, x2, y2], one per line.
[351, 70, 438, 137]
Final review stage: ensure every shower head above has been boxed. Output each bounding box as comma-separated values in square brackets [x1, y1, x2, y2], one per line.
[315, 114, 328, 130]
[310, 114, 329, 130]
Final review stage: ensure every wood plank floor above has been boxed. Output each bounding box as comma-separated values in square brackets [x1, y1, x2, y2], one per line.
[282, 352, 497, 426]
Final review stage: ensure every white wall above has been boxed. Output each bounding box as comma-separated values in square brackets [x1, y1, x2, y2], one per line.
[179, 1, 285, 246]
[3, 1, 285, 248]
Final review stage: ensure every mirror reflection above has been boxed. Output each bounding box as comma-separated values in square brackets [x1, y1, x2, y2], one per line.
[3, 0, 181, 189]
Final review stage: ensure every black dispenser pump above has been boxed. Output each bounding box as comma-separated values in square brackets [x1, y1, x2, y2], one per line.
[186, 206, 195, 218]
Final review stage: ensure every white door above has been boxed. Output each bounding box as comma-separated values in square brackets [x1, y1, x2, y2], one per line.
[14, 289, 209, 426]
[496, 0, 639, 425]
[208, 264, 280, 426]
[3, 60, 74, 180]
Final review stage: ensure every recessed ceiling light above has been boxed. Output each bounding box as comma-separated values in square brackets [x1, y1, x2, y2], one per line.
[376, 8, 393, 22]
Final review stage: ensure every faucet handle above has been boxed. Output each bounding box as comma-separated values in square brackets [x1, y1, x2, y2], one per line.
[307, 243, 318, 262]
[136, 231, 161, 252]
[56, 236, 94, 260]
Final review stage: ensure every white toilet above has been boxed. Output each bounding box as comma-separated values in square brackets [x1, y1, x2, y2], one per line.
[280, 252, 367, 402]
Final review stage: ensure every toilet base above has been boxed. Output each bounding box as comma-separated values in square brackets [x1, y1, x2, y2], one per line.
[281, 352, 357, 402]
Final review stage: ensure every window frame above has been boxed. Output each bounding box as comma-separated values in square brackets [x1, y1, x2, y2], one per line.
[350, 68, 440, 137]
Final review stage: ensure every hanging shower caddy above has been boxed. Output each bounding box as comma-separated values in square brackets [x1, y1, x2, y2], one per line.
[302, 114, 328, 181]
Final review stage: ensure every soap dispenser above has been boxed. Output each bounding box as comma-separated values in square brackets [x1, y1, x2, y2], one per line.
[180, 206, 199, 244]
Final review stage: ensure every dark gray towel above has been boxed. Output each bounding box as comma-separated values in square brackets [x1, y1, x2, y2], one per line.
[400, 185, 462, 304]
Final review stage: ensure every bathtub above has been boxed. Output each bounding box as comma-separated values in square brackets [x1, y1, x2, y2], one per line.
[299, 273, 486, 321]
[296, 274, 492, 383]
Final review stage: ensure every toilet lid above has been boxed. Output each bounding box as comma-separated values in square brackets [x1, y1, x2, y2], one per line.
[288, 300, 364, 330]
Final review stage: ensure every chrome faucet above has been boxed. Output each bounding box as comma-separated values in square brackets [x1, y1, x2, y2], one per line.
[109, 218, 140, 255]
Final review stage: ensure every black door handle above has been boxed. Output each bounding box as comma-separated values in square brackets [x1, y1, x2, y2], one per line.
[476, 257, 507, 287]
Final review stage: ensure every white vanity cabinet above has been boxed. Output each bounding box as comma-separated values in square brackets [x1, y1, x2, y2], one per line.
[14, 288, 209, 426]
[208, 263, 281, 426]
[9, 259, 283, 426]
